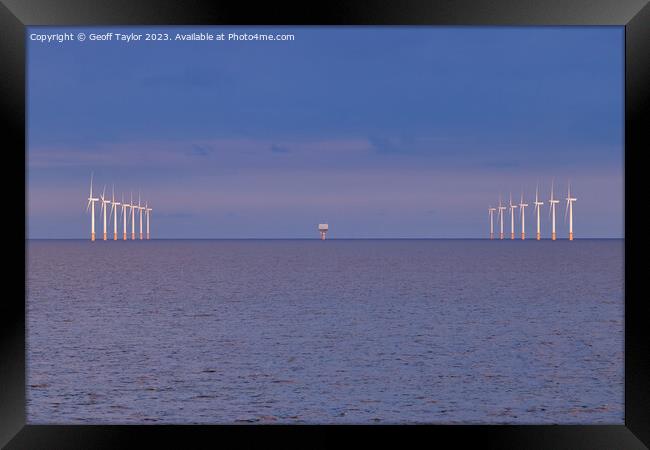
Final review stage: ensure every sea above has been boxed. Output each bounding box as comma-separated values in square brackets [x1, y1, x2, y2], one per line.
[26, 239, 624, 424]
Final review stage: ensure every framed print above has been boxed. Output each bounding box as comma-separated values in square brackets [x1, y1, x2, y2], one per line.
[2, 0, 648, 447]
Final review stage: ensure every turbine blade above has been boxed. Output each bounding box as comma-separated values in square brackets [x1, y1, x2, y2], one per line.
[551, 178, 554, 198]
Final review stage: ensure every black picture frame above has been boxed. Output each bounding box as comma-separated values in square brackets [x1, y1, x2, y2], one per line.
[2, 0, 648, 448]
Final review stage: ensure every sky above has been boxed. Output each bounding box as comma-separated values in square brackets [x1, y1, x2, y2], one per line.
[27, 26, 624, 238]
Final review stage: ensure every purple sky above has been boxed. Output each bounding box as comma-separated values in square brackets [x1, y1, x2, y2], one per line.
[27, 26, 624, 238]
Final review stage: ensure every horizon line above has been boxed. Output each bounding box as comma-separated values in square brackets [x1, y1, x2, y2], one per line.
[25, 237, 624, 241]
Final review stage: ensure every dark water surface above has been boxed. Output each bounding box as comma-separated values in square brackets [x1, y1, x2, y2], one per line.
[27, 239, 624, 424]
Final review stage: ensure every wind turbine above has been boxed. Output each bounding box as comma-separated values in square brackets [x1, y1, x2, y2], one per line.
[145, 202, 152, 240]
[508, 193, 518, 240]
[488, 206, 497, 240]
[519, 191, 528, 240]
[86, 173, 99, 242]
[497, 195, 506, 240]
[100, 185, 110, 241]
[549, 179, 560, 241]
[565, 181, 577, 241]
[121, 193, 129, 241]
[130, 192, 136, 240]
[109, 185, 120, 241]
[533, 183, 544, 240]
[138, 192, 144, 240]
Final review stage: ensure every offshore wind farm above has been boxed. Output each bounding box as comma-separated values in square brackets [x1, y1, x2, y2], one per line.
[86, 173, 152, 242]
[85, 174, 581, 242]
[488, 180, 577, 241]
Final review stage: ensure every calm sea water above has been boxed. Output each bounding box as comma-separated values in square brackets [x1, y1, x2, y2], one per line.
[27, 239, 624, 424]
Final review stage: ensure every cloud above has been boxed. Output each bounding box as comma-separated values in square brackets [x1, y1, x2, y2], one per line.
[478, 160, 522, 169]
[368, 135, 461, 155]
[189, 143, 214, 157]
[155, 212, 195, 219]
[369, 136, 414, 154]
[270, 144, 290, 154]
[28, 137, 374, 171]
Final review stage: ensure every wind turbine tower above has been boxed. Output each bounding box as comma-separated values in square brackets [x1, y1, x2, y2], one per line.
[318, 223, 329, 240]
[145, 202, 152, 240]
[138, 193, 144, 240]
[488, 206, 496, 240]
[130, 192, 136, 240]
[497, 195, 506, 240]
[519, 192, 528, 240]
[508, 193, 518, 240]
[533, 183, 544, 240]
[565, 181, 577, 241]
[110, 186, 120, 241]
[121, 194, 129, 241]
[549, 179, 560, 241]
[100, 186, 110, 241]
[86, 173, 99, 242]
